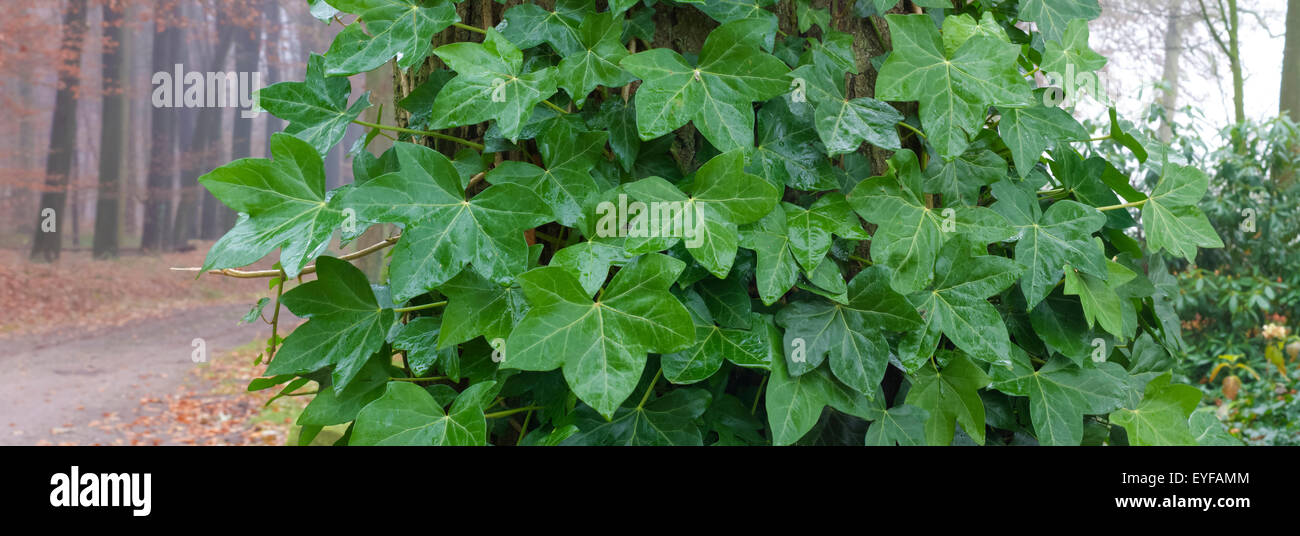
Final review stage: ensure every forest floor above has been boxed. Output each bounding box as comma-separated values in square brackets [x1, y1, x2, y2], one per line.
[0, 245, 309, 446]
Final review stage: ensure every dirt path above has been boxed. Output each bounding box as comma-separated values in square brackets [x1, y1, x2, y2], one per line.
[0, 303, 282, 445]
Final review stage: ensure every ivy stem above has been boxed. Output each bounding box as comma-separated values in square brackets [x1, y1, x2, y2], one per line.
[517, 409, 533, 445]
[636, 368, 662, 410]
[267, 275, 285, 364]
[453, 22, 487, 34]
[388, 376, 448, 382]
[351, 119, 485, 150]
[172, 235, 401, 278]
[485, 406, 544, 419]
[542, 99, 570, 114]
[897, 121, 927, 140]
[392, 300, 448, 313]
[1086, 134, 1113, 143]
[1096, 198, 1148, 212]
[848, 254, 873, 266]
[533, 230, 565, 248]
[1024, 67, 1041, 78]
[751, 374, 768, 415]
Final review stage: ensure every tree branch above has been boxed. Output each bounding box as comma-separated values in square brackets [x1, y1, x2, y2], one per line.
[171, 234, 401, 278]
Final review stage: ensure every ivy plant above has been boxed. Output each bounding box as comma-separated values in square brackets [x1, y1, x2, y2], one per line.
[201, 0, 1231, 446]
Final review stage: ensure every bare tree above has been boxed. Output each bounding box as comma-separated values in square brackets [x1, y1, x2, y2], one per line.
[93, 0, 128, 259]
[30, 0, 89, 262]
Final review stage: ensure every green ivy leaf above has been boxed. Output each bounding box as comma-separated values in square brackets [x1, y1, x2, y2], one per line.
[1018, 0, 1101, 44]
[352, 381, 497, 445]
[992, 354, 1125, 445]
[751, 97, 839, 191]
[429, 29, 558, 142]
[199, 133, 346, 278]
[740, 208, 800, 305]
[1063, 258, 1136, 338]
[486, 122, 608, 226]
[876, 14, 1031, 159]
[942, 12, 1009, 55]
[340, 142, 552, 301]
[848, 150, 1014, 294]
[1141, 164, 1224, 262]
[620, 19, 790, 151]
[556, 11, 636, 109]
[259, 54, 371, 157]
[623, 151, 780, 277]
[898, 240, 1024, 370]
[680, 0, 779, 50]
[765, 340, 838, 446]
[777, 266, 921, 394]
[504, 254, 694, 418]
[923, 149, 1006, 206]
[863, 399, 929, 446]
[392, 317, 456, 376]
[1050, 150, 1135, 229]
[549, 240, 630, 297]
[991, 181, 1107, 309]
[437, 269, 529, 350]
[499, 3, 583, 56]
[322, 0, 459, 75]
[997, 102, 1089, 179]
[664, 305, 772, 384]
[264, 257, 396, 393]
[789, 57, 902, 156]
[905, 352, 991, 445]
[563, 388, 712, 445]
[1109, 372, 1201, 446]
[1041, 19, 1106, 77]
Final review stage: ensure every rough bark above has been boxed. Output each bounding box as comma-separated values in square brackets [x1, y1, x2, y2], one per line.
[31, 0, 89, 262]
[94, 1, 128, 259]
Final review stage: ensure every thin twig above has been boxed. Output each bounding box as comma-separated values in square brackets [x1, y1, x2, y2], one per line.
[171, 235, 400, 278]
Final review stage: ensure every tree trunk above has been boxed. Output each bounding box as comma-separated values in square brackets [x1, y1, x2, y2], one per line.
[94, 2, 127, 259]
[30, 0, 89, 262]
[1222, 0, 1246, 153]
[355, 61, 396, 280]
[172, 22, 236, 249]
[141, 0, 180, 252]
[1158, 9, 1185, 144]
[1282, 0, 1300, 122]
[225, 11, 262, 234]
[1279, 0, 1300, 185]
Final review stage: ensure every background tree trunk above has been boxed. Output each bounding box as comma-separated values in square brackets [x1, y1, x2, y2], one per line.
[1158, 9, 1186, 143]
[1282, 0, 1300, 122]
[93, 1, 127, 259]
[170, 21, 235, 249]
[226, 9, 262, 234]
[141, 0, 180, 252]
[31, 0, 89, 262]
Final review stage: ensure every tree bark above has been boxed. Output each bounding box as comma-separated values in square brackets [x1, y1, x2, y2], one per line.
[94, 1, 127, 258]
[141, 0, 180, 252]
[1158, 9, 1185, 144]
[171, 20, 236, 249]
[31, 0, 89, 262]
[1282, 0, 1300, 122]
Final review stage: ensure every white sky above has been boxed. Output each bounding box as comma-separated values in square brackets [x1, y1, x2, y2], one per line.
[1082, 1, 1289, 148]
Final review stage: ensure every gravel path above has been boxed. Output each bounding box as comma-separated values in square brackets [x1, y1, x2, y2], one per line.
[0, 304, 277, 445]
